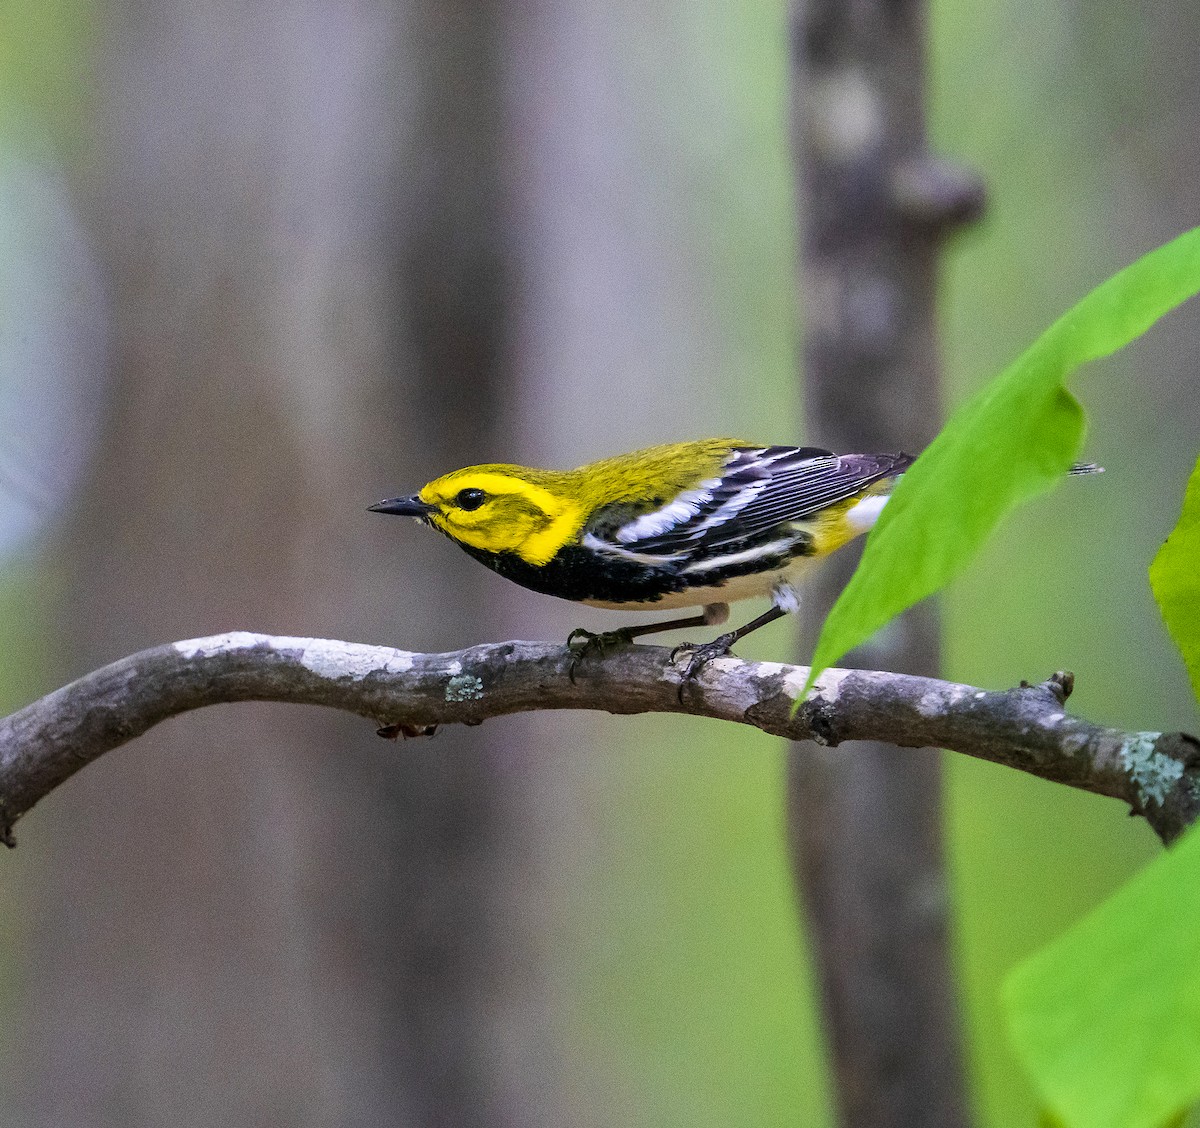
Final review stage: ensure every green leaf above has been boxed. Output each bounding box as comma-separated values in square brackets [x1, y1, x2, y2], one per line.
[1149, 454, 1200, 704]
[804, 226, 1200, 692]
[1004, 821, 1200, 1128]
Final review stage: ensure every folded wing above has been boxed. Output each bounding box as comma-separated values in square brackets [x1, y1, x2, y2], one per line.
[586, 446, 914, 566]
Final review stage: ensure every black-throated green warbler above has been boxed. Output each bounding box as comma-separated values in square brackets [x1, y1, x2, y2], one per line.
[370, 439, 923, 673]
[371, 440, 1102, 669]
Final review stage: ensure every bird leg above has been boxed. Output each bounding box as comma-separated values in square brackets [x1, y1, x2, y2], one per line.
[568, 602, 728, 650]
[567, 604, 730, 682]
[671, 604, 789, 689]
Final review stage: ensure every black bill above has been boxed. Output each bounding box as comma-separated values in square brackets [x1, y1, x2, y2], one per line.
[368, 495, 433, 517]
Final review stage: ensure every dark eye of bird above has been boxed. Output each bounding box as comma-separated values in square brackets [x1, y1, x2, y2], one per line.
[455, 487, 487, 511]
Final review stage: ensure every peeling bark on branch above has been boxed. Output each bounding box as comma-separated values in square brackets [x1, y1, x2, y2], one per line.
[1, 632, 1196, 847]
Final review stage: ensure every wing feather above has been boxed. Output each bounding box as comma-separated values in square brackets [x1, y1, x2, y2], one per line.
[591, 446, 912, 563]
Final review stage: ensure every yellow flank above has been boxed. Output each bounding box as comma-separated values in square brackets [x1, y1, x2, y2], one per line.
[801, 498, 861, 556]
[416, 439, 747, 566]
[804, 480, 892, 557]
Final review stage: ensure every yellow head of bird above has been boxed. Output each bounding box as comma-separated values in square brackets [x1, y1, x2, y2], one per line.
[370, 465, 585, 566]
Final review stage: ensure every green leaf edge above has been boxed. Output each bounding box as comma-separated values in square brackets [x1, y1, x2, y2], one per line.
[802, 225, 1200, 697]
[1149, 453, 1200, 706]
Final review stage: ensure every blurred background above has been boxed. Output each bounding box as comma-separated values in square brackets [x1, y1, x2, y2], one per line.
[0, 0, 1197, 1125]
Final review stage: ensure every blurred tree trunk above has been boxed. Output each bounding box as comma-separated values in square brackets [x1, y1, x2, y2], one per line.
[6, 2, 556, 1125]
[789, 1, 981, 1125]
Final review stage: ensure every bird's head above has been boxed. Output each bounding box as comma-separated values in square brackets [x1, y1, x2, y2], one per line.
[369, 464, 586, 566]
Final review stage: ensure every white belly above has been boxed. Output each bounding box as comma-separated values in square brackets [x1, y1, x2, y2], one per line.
[579, 554, 820, 613]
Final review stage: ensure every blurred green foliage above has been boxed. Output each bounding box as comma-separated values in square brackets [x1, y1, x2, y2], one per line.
[0, 0, 96, 157]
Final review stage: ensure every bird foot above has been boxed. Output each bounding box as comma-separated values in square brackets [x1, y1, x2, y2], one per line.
[567, 627, 636, 683]
[567, 626, 637, 653]
[670, 632, 738, 695]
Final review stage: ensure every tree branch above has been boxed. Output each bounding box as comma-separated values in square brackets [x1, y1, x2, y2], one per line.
[1, 631, 1196, 847]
